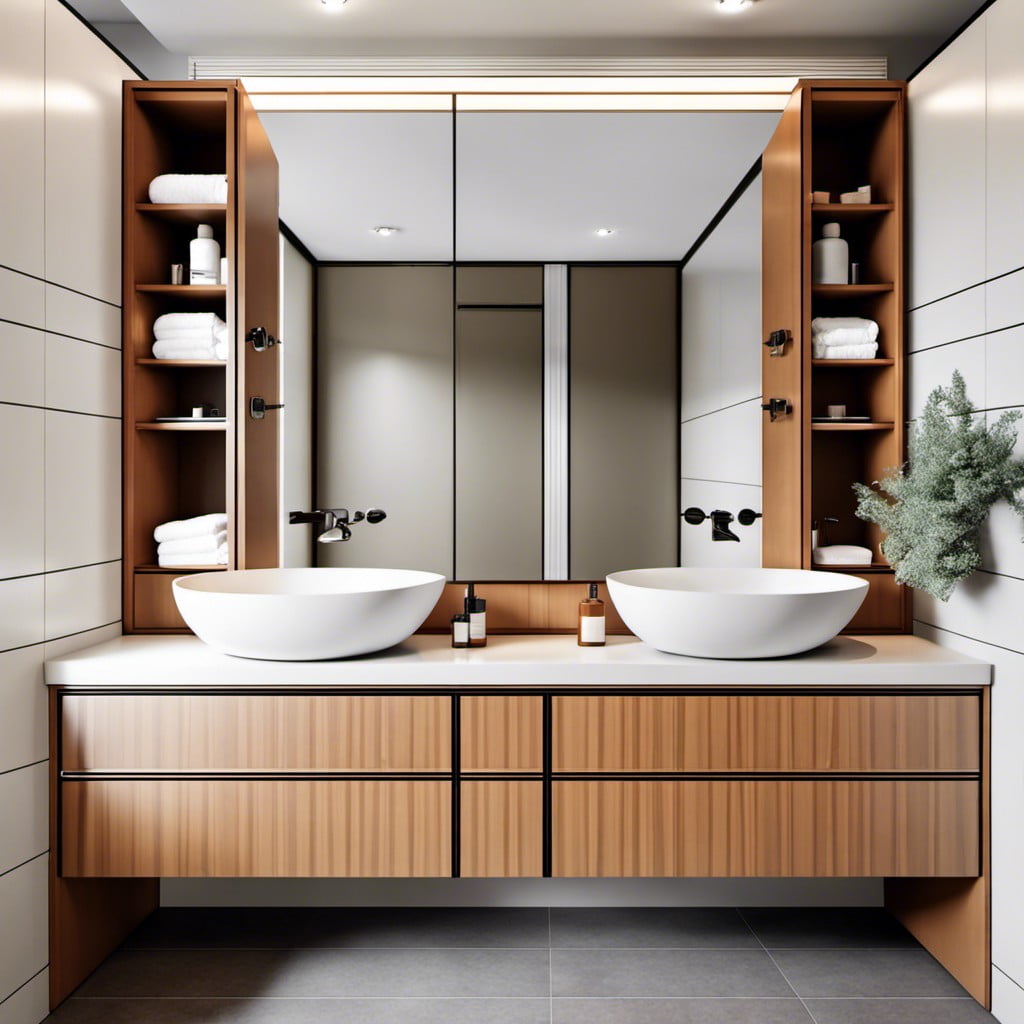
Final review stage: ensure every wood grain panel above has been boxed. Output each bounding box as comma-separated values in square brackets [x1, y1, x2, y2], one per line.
[553, 695, 978, 773]
[843, 572, 909, 634]
[552, 779, 978, 878]
[420, 581, 629, 634]
[132, 571, 188, 631]
[461, 696, 542, 773]
[62, 779, 451, 877]
[62, 694, 451, 773]
[460, 781, 543, 878]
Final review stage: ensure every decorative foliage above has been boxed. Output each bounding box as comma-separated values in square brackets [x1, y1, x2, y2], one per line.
[853, 371, 1024, 601]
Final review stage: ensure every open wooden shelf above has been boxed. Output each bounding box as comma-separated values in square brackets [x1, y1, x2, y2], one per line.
[136, 421, 227, 432]
[811, 421, 895, 432]
[135, 564, 228, 573]
[812, 283, 893, 297]
[135, 202, 227, 225]
[136, 284, 227, 297]
[136, 358, 227, 368]
[810, 203, 895, 217]
[812, 358, 895, 368]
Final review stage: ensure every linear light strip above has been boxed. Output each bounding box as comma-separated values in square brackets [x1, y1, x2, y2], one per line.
[454, 93, 789, 111]
[251, 93, 454, 111]
[241, 75, 799, 94]
[193, 56, 887, 79]
[543, 264, 570, 582]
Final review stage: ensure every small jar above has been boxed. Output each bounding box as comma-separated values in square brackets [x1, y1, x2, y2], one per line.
[451, 613, 471, 648]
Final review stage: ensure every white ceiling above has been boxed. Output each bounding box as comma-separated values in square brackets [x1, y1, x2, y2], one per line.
[260, 111, 776, 262]
[108, 0, 982, 62]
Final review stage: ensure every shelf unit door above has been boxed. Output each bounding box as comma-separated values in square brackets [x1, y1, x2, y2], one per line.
[234, 86, 280, 569]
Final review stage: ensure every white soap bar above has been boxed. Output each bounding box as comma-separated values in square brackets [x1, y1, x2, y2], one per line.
[813, 545, 873, 566]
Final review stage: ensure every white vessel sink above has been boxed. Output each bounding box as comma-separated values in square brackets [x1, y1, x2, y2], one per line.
[606, 567, 869, 659]
[172, 567, 446, 661]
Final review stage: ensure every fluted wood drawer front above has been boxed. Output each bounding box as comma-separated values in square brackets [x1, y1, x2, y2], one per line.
[460, 781, 543, 878]
[552, 780, 979, 878]
[62, 780, 451, 877]
[461, 696, 543, 773]
[62, 695, 451, 773]
[552, 695, 979, 773]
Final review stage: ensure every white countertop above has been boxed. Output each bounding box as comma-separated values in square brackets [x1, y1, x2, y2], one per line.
[44, 633, 990, 689]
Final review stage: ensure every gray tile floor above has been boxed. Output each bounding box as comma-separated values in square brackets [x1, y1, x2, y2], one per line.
[46, 907, 998, 1024]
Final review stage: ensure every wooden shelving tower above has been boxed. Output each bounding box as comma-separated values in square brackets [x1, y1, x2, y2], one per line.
[123, 81, 280, 632]
[762, 81, 909, 633]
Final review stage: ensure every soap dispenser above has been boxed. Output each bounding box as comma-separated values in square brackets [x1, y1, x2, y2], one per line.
[812, 222, 849, 285]
[464, 583, 487, 647]
[189, 224, 221, 285]
[578, 583, 606, 647]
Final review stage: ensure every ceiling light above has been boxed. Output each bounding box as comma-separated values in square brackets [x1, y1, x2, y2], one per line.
[717, 0, 755, 12]
[595, 228, 616, 237]
[373, 226, 399, 237]
[320, 0, 347, 10]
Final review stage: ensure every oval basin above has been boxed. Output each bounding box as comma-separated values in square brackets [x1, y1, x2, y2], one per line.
[606, 567, 869, 659]
[173, 567, 446, 661]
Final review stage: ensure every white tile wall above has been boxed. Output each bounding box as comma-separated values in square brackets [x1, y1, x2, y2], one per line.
[0, 0, 44, 279]
[908, 15, 987, 309]
[680, 399, 762, 487]
[909, 5, 1024, 1016]
[0, 3, 135, 1018]
[0, 857, 47, 1013]
[0, 406, 44, 579]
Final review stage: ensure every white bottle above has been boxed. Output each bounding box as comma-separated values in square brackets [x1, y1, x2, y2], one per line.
[812, 222, 849, 285]
[189, 224, 220, 285]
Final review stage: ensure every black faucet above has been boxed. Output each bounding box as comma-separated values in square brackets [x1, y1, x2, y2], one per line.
[288, 508, 387, 544]
[682, 507, 762, 543]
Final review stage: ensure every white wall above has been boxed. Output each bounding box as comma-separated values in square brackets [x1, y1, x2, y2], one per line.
[0, 2, 134, 1021]
[679, 176, 763, 567]
[908, 2, 1024, 1018]
[278, 233, 315, 568]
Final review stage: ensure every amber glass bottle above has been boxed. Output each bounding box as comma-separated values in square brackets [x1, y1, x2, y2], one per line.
[578, 583, 606, 647]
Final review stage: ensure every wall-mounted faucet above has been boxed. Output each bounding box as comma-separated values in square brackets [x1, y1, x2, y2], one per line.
[288, 508, 387, 544]
[682, 507, 762, 542]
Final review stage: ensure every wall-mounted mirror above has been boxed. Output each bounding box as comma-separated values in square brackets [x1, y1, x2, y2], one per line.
[263, 106, 777, 581]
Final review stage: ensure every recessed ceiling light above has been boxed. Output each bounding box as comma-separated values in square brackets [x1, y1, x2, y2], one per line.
[373, 226, 400, 237]
[595, 228, 616, 237]
[320, 0, 347, 10]
[717, 0, 755, 12]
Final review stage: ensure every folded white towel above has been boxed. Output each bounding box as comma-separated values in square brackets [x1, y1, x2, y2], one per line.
[157, 543, 229, 568]
[154, 513, 228, 544]
[813, 545, 873, 566]
[149, 174, 228, 205]
[812, 341, 879, 360]
[155, 325, 228, 345]
[154, 313, 226, 336]
[157, 531, 227, 557]
[151, 339, 228, 361]
[811, 317, 880, 347]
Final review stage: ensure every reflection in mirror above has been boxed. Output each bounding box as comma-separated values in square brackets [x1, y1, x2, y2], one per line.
[266, 106, 777, 581]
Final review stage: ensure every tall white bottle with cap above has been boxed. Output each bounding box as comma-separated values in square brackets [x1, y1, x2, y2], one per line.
[189, 224, 220, 285]
[812, 221, 848, 285]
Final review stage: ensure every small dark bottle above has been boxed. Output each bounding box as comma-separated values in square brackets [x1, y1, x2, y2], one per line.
[464, 583, 487, 647]
[451, 612, 471, 648]
[578, 583, 606, 647]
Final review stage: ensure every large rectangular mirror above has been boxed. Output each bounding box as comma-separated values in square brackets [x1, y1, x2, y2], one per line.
[263, 106, 776, 581]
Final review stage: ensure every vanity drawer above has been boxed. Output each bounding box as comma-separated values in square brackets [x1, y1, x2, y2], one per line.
[62, 694, 452, 773]
[552, 695, 979, 773]
[61, 779, 451, 877]
[552, 779, 979, 878]
[460, 780, 543, 877]
[461, 696, 543, 772]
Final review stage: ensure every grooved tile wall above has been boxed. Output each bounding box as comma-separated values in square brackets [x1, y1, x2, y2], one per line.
[679, 174, 763, 567]
[0, 2, 136, 1021]
[908, 1, 1024, 1018]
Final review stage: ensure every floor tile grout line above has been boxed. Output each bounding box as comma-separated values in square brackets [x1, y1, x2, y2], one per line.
[548, 906, 554, 1024]
[65, 995, 983, 1001]
[120, 943, 920, 952]
[736, 908, 820, 1024]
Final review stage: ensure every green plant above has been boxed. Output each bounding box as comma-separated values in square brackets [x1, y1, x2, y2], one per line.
[853, 370, 1024, 601]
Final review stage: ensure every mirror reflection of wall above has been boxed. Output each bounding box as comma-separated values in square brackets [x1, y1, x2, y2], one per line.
[265, 107, 777, 581]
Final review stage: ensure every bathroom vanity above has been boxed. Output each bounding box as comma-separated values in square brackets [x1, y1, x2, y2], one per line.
[45, 633, 991, 1004]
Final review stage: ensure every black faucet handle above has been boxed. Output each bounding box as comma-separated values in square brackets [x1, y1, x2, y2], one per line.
[737, 509, 763, 527]
[364, 508, 387, 524]
[682, 507, 707, 526]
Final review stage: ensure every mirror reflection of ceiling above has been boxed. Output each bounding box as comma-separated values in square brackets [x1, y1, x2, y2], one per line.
[260, 111, 778, 262]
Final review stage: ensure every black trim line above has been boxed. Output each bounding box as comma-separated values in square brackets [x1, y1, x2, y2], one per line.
[542, 695, 552, 877]
[680, 158, 762, 269]
[451, 694, 461, 878]
[907, 0, 1000, 82]
[908, 263, 1024, 313]
[456, 304, 544, 311]
[279, 219, 317, 267]
[61, 771, 453, 781]
[54, 0, 147, 80]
